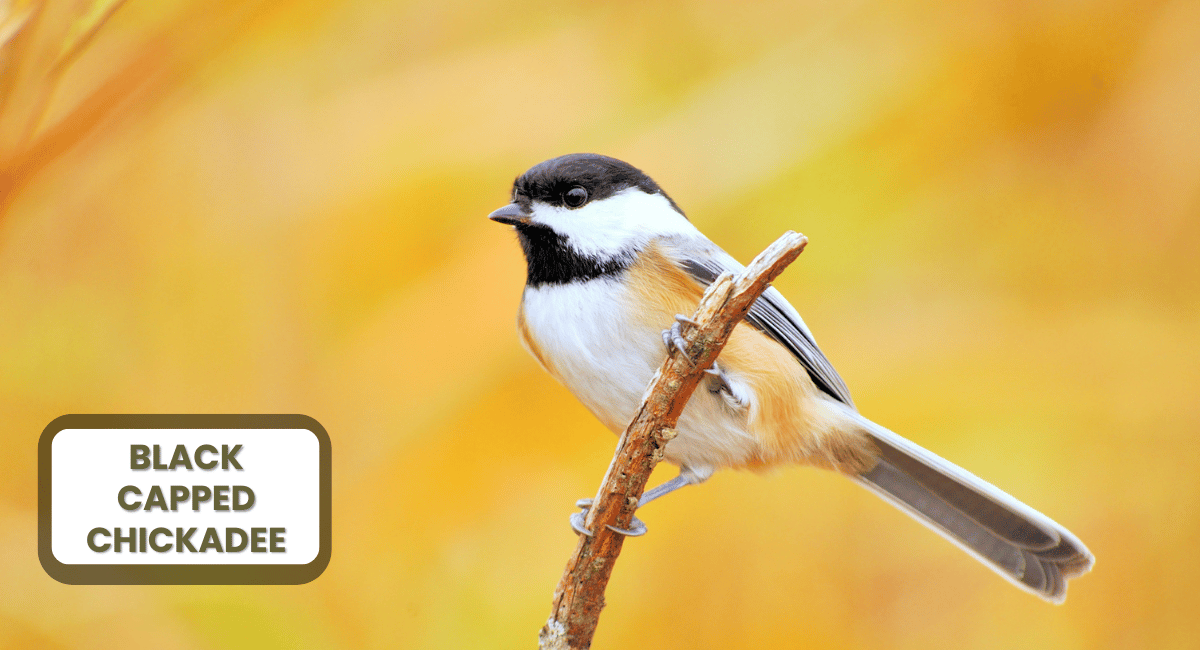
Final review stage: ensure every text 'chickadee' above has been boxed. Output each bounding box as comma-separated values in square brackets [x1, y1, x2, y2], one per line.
[489, 153, 1093, 603]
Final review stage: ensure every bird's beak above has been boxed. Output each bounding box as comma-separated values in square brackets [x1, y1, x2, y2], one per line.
[488, 202, 532, 226]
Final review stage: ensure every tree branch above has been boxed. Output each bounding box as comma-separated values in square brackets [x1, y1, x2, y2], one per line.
[538, 231, 809, 650]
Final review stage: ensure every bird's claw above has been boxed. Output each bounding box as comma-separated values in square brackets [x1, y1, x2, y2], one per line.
[606, 518, 648, 536]
[569, 511, 593, 536]
[662, 316, 694, 365]
[570, 498, 648, 537]
[674, 313, 698, 326]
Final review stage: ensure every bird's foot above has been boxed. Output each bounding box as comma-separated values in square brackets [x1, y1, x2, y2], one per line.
[569, 499, 594, 536]
[661, 314, 698, 365]
[570, 498, 648, 537]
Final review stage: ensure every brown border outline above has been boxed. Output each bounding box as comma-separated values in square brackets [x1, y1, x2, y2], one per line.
[38, 414, 332, 585]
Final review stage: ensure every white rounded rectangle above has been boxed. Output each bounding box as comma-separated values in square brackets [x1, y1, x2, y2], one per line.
[52, 429, 320, 565]
[39, 414, 331, 585]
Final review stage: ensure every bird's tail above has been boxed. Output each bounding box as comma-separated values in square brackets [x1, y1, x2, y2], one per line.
[853, 419, 1094, 603]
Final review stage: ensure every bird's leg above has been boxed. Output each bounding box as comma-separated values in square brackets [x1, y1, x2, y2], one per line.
[703, 362, 734, 398]
[570, 468, 709, 537]
[637, 472, 697, 507]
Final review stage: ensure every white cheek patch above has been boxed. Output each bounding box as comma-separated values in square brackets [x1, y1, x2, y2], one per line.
[530, 188, 699, 257]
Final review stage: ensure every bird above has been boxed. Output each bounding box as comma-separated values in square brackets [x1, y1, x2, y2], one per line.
[488, 153, 1094, 603]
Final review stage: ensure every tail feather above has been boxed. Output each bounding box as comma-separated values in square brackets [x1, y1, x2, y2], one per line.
[854, 421, 1094, 603]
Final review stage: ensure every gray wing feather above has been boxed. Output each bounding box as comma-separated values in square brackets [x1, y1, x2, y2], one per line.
[670, 240, 855, 408]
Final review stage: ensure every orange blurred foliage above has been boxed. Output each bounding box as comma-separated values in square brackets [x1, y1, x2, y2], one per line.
[2, 0, 1198, 648]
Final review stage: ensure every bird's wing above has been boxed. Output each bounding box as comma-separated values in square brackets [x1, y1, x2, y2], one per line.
[660, 236, 856, 408]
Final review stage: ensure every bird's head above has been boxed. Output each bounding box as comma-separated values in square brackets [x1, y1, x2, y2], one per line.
[489, 154, 695, 284]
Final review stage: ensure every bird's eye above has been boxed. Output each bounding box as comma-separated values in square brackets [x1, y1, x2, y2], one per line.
[563, 186, 588, 208]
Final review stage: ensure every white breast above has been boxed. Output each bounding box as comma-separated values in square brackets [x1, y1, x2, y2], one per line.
[521, 279, 657, 432]
[520, 278, 762, 473]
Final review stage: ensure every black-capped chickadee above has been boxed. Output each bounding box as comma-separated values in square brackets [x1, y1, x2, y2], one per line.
[489, 153, 1093, 603]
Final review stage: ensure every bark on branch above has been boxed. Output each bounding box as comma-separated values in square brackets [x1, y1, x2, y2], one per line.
[538, 231, 809, 650]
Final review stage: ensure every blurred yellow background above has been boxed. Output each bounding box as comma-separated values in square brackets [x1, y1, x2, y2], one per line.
[2, 0, 1198, 648]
